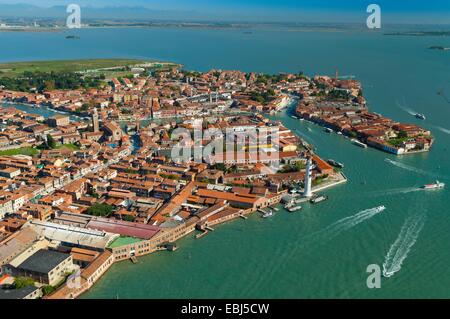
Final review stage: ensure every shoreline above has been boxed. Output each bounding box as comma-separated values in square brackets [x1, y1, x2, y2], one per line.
[293, 113, 433, 156]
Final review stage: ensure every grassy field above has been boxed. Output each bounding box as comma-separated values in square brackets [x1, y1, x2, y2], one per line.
[0, 147, 39, 156]
[0, 59, 148, 77]
[57, 143, 80, 151]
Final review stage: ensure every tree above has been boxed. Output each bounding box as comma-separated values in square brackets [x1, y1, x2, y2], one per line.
[42, 285, 56, 296]
[46, 134, 56, 149]
[398, 130, 408, 139]
[87, 203, 114, 217]
[14, 277, 35, 289]
[123, 215, 135, 222]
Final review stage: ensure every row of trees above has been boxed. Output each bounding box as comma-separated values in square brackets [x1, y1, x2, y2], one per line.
[0, 71, 104, 92]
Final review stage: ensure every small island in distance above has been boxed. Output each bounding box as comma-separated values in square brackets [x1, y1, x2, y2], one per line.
[385, 31, 450, 36]
[428, 46, 450, 51]
[65, 35, 81, 39]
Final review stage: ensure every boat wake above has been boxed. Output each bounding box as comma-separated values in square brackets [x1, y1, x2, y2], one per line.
[369, 186, 422, 197]
[382, 213, 426, 278]
[302, 206, 386, 245]
[243, 206, 387, 294]
[385, 158, 441, 178]
[396, 100, 416, 116]
[295, 129, 316, 144]
[433, 125, 450, 135]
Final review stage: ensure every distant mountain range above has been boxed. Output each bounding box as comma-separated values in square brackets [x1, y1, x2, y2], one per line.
[0, 3, 207, 21]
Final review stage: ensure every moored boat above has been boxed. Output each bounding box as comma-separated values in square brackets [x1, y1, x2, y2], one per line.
[351, 139, 368, 148]
[288, 205, 302, 212]
[327, 159, 344, 169]
[310, 195, 328, 204]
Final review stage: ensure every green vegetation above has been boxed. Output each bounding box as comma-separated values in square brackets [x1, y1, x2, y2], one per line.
[86, 203, 114, 217]
[0, 147, 39, 156]
[46, 134, 56, 149]
[348, 131, 358, 138]
[0, 59, 145, 77]
[313, 174, 329, 187]
[108, 236, 142, 248]
[200, 178, 216, 184]
[388, 137, 409, 147]
[14, 277, 35, 289]
[397, 130, 408, 139]
[124, 168, 140, 174]
[122, 215, 136, 222]
[57, 143, 80, 151]
[250, 89, 275, 104]
[280, 161, 306, 173]
[42, 285, 56, 296]
[160, 173, 181, 180]
[388, 131, 409, 147]
[0, 71, 104, 93]
[328, 89, 350, 100]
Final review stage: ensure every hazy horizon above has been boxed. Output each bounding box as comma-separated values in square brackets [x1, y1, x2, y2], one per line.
[0, 0, 449, 24]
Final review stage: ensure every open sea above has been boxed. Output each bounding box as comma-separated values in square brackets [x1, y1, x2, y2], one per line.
[1, 25, 450, 298]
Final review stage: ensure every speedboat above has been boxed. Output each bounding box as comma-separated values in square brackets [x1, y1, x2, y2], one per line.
[262, 211, 274, 218]
[415, 113, 426, 120]
[421, 181, 445, 190]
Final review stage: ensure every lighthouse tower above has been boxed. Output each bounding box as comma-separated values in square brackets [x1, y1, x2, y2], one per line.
[303, 157, 313, 198]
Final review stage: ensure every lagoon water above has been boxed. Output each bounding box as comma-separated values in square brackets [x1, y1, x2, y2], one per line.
[2, 26, 450, 298]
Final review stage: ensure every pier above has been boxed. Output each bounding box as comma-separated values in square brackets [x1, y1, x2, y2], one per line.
[195, 230, 209, 239]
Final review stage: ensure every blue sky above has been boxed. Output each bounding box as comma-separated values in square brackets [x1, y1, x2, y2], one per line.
[0, 0, 450, 23]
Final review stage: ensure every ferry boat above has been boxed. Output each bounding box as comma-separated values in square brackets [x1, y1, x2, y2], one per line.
[351, 139, 368, 148]
[421, 181, 445, 190]
[327, 159, 344, 169]
[288, 205, 302, 212]
[310, 195, 328, 204]
[415, 113, 426, 120]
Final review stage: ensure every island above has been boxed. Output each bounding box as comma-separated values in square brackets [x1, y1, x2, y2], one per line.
[0, 59, 432, 299]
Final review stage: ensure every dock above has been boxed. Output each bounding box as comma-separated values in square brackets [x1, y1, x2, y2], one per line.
[195, 230, 209, 239]
[258, 208, 272, 215]
[130, 256, 138, 264]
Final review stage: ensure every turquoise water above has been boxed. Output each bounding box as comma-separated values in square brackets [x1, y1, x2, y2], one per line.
[2, 27, 450, 298]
